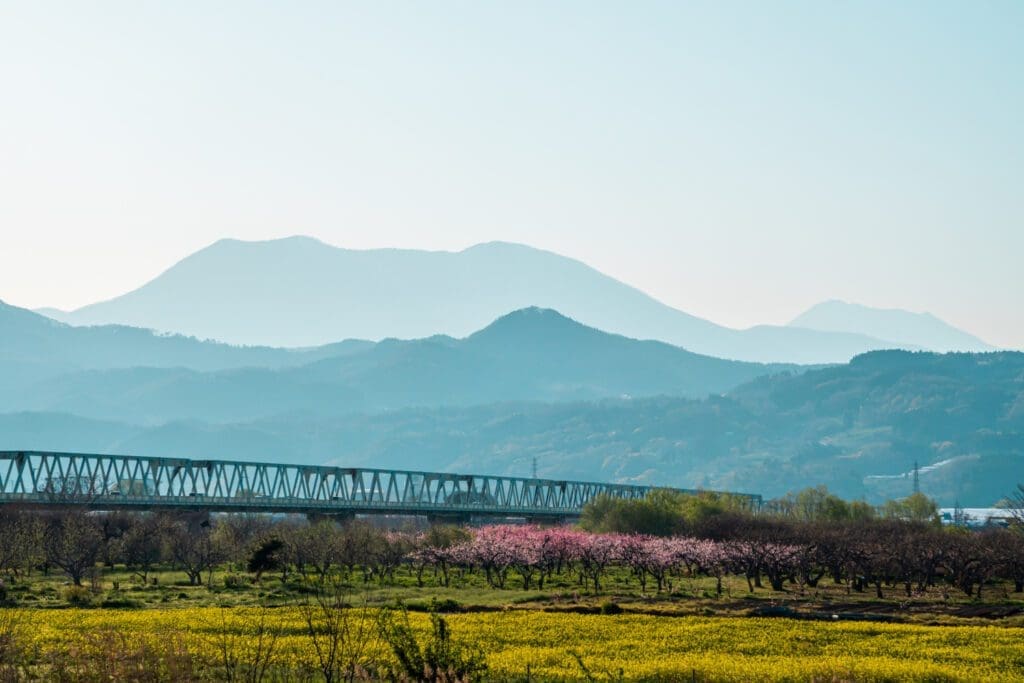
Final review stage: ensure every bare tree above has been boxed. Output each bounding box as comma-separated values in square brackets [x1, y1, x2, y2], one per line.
[942, 530, 994, 598]
[298, 577, 382, 683]
[991, 528, 1024, 593]
[167, 516, 225, 586]
[120, 514, 170, 583]
[211, 605, 282, 683]
[0, 508, 44, 581]
[43, 511, 104, 586]
[217, 514, 274, 570]
[288, 520, 345, 582]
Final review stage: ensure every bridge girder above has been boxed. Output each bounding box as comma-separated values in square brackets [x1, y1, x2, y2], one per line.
[0, 451, 761, 519]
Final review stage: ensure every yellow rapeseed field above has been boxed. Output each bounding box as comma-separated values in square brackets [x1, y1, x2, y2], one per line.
[9, 607, 1024, 681]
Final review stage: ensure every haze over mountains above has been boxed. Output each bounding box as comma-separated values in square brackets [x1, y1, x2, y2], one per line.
[4, 236, 1017, 506]
[790, 300, 994, 353]
[3, 349, 1021, 506]
[0, 301, 795, 422]
[36, 236, 994, 364]
[0, 299, 371, 389]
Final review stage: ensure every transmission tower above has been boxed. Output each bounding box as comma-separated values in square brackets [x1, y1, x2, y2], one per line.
[912, 460, 920, 495]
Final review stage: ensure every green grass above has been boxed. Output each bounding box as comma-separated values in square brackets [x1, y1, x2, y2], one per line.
[5, 562, 1024, 627]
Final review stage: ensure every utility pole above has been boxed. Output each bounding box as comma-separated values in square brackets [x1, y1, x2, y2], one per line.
[532, 456, 538, 479]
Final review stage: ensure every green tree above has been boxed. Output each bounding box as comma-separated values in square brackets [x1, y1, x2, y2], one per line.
[881, 492, 940, 525]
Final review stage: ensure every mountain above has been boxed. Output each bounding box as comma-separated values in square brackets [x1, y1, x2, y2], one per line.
[5, 350, 1022, 506]
[0, 299, 371, 390]
[1, 307, 798, 423]
[790, 300, 995, 352]
[40, 236, 911, 364]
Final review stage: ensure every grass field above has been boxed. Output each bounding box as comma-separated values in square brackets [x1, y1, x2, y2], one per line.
[4, 606, 1024, 681]
[4, 565, 1024, 680]
[6, 562, 1024, 623]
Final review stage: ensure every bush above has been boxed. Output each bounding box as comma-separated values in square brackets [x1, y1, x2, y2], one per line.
[431, 598, 463, 614]
[100, 593, 141, 609]
[0, 580, 7, 603]
[379, 608, 488, 682]
[247, 538, 285, 581]
[600, 600, 623, 615]
[223, 573, 246, 590]
[407, 598, 462, 613]
[0, 609, 24, 670]
[63, 585, 93, 607]
[45, 627, 195, 681]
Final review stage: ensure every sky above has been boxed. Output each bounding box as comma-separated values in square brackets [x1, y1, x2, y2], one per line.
[1, 1, 1022, 348]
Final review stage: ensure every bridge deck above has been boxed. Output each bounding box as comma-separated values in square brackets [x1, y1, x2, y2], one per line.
[0, 451, 760, 519]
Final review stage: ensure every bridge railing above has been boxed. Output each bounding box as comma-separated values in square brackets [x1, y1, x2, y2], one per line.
[0, 451, 760, 517]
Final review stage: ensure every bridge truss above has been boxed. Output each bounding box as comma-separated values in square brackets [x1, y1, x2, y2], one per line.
[0, 451, 760, 520]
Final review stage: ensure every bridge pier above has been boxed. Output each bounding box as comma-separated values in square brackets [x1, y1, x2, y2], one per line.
[306, 511, 356, 525]
[426, 513, 473, 526]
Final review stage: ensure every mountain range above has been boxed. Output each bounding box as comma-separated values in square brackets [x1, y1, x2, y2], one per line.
[3, 349, 1020, 506]
[0, 301, 796, 423]
[4, 236, 1016, 506]
[35, 236, 995, 364]
[0, 298, 371, 389]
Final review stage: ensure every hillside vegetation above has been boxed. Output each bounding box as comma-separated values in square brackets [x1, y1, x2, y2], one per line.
[0, 305, 796, 422]
[4, 350, 1021, 505]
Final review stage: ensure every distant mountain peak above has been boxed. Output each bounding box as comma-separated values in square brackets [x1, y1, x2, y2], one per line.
[468, 307, 595, 342]
[790, 300, 993, 352]
[460, 240, 546, 254]
[38, 237, 932, 363]
[807, 299, 942, 321]
[209, 234, 328, 248]
[487, 306, 573, 324]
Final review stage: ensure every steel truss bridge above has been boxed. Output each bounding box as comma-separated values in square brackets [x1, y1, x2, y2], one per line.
[0, 451, 761, 521]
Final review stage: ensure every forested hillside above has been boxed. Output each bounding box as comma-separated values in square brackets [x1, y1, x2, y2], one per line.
[0, 306, 795, 422]
[4, 350, 1021, 506]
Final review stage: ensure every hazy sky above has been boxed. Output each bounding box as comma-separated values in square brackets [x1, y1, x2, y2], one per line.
[2, 1, 1022, 347]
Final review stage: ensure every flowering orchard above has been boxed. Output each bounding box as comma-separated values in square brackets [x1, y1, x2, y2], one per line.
[398, 521, 1024, 600]
[407, 525, 803, 595]
[4, 504, 1024, 602]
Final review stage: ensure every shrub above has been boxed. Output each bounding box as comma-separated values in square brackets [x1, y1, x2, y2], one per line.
[599, 600, 623, 615]
[100, 595, 141, 609]
[46, 627, 195, 682]
[408, 598, 462, 614]
[223, 573, 246, 590]
[432, 598, 463, 614]
[379, 608, 488, 682]
[247, 538, 285, 582]
[63, 585, 93, 607]
[0, 609, 24, 673]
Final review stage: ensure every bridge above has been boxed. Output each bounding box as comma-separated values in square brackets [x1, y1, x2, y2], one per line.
[0, 451, 761, 521]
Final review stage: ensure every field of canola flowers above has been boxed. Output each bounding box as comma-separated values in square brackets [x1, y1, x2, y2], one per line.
[8, 607, 1024, 682]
